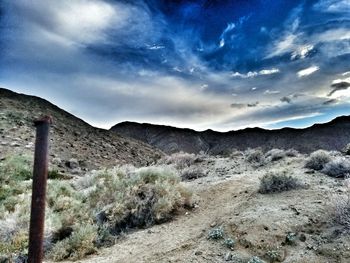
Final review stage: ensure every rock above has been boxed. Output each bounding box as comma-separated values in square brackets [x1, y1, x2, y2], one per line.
[65, 158, 79, 169]
[299, 233, 307, 242]
[224, 252, 232, 261]
[52, 157, 62, 165]
[195, 251, 203, 256]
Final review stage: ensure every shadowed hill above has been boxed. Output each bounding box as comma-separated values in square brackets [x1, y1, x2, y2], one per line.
[0, 88, 162, 175]
[111, 117, 350, 154]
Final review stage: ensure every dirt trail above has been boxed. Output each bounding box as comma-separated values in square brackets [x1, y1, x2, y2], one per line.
[51, 156, 350, 263]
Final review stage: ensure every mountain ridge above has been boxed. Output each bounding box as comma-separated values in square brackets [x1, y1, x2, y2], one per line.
[111, 116, 350, 154]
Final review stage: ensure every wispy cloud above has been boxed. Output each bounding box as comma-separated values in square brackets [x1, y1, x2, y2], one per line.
[232, 68, 280, 78]
[297, 66, 320, 78]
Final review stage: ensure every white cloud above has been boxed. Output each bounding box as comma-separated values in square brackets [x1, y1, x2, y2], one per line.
[264, 90, 280, 95]
[291, 44, 314, 60]
[232, 68, 280, 78]
[297, 66, 320, 78]
[315, 28, 350, 42]
[12, 0, 122, 46]
[266, 33, 298, 58]
[314, 0, 350, 13]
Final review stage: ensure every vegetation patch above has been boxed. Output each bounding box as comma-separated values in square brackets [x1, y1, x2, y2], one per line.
[158, 152, 201, 170]
[0, 157, 192, 261]
[265, 149, 286, 162]
[259, 171, 303, 194]
[180, 166, 207, 181]
[245, 149, 265, 166]
[304, 150, 331, 171]
[321, 157, 350, 178]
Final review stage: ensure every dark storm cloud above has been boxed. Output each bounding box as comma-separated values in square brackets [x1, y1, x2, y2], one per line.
[0, 0, 350, 131]
[328, 81, 350, 96]
[280, 96, 292, 103]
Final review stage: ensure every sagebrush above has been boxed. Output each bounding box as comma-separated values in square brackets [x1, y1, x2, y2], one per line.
[259, 171, 303, 194]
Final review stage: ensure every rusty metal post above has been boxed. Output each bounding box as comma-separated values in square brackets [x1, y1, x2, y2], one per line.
[28, 116, 53, 263]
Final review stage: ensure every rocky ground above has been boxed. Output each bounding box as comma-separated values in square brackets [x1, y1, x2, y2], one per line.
[0, 88, 163, 176]
[48, 154, 350, 263]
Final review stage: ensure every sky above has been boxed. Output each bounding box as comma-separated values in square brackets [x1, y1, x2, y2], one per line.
[0, 0, 350, 131]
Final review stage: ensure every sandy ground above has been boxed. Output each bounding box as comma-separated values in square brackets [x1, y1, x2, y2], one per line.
[48, 155, 350, 263]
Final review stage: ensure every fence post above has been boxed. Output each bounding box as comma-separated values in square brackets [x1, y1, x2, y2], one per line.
[28, 116, 53, 263]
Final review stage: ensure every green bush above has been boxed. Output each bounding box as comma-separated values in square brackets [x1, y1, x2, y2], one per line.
[259, 171, 303, 194]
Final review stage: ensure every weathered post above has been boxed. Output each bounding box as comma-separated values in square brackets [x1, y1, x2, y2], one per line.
[28, 116, 53, 263]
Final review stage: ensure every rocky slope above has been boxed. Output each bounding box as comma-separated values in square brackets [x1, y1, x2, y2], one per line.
[111, 117, 350, 154]
[0, 88, 162, 175]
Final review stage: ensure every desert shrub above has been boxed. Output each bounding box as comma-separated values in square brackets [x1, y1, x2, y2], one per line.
[0, 165, 192, 261]
[285, 149, 298, 157]
[158, 152, 198, 169]
[48, 170, 66, 180]
[259, 171, 303, 194]
[224, 238, 235, 249]
[245, 149, 265, 166]
[304, 150, 332, 170]
[266, 250, 282, 262]
[180, 167, 206, 181]
[208, 227, 224, 240]
[85, 166, 192, 234]
[321, 157, 350, 178]
[49, 224, 98, 261]
[285, 232, 297, 246]
[265, 149, 286, 161]
[333, 178, 350, 231]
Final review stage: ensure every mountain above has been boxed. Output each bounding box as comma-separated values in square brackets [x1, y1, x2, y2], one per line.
[0, 88, 162, 175]
[111, 117, 350, 154]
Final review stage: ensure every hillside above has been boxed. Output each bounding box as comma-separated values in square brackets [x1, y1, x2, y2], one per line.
[0, 88, 162, 175]
[111, 117, 350, 154]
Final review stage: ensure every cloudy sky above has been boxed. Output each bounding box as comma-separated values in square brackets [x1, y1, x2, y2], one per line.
[0, 0, 350, 131]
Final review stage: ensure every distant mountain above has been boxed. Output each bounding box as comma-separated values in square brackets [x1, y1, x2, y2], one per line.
[0, 88, 162, 175]
[111, 117, 350, 154]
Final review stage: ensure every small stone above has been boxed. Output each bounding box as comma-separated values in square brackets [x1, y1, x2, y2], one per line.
[194, 251, 203, 256]
[10, 142, 21, 147]
[299, 233, 307, 242]
[224, 252, 232, 261]
[65, 158, 79, 169]
[210, 222, 217, 227]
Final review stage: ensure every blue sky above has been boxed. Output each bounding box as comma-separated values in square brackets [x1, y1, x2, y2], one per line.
[0, 0, 350, 131]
